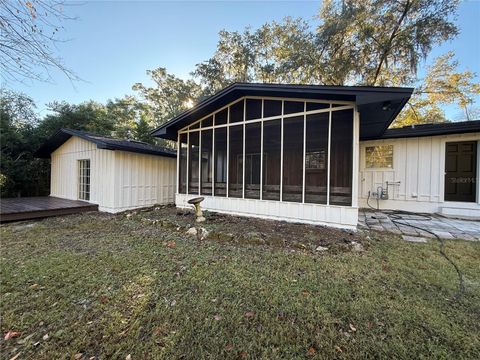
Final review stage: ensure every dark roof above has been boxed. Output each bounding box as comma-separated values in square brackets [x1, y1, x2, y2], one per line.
[366, 120, 480, 140]
[35, 128, 176, 159]
[151, 82, 414, 140]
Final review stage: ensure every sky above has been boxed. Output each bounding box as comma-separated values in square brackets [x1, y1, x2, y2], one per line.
[9, 0, 480, 119]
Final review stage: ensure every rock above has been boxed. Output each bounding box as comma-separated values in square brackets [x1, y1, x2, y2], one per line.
[186, 227, 197, 236]
[196, 216, 206, 223]
[315, 246, 328, 252]
[401, 235, 428, 243]
[12, 223, 37, 231]
[186, 227, 209, 240]
[351, 241, 365, 252]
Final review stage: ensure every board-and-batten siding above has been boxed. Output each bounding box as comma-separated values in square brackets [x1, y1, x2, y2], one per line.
[50, 137, 115, 209]
[50, 136, 176, 213]
[359, 132, 480, 213]
[113, 151, 176, 212]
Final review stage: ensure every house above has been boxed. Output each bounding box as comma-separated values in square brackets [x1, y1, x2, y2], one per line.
[152, 83, 480, 229]
[36, 128, 176, 213]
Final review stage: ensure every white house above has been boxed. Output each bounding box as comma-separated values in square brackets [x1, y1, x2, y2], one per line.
[36, 128, 176, 213]
[152, 83, 480, 229]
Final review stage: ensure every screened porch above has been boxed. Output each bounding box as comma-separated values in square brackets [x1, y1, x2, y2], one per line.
[177, 97, 357, 208]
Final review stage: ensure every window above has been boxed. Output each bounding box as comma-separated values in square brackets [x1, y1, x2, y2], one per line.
[330, 109, 353, 206]
[188, 131, 199, 194]
[78, 159, 90, 201]
[365, 145, 393, 168]
[305, 112, 329, 204]
[245, 123, 261, 199]
[262, 119, 281, 200]
[282, 116, 304, 202]
[200, 130, 213, 195]
[214, 128, 227, 196]
[179, 133, 188, 193]
[228, 125, 243, 197]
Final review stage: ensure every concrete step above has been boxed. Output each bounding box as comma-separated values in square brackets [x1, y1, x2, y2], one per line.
[439, 206, 480, 220]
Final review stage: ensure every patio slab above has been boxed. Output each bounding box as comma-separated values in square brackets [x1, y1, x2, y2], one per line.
[359, 210, 480, 241]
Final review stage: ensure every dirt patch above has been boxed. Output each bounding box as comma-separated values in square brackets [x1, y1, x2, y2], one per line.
[128, 205, 364, 253]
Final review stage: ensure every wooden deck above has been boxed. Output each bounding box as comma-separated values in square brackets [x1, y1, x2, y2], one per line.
[0, 197, 98, 223]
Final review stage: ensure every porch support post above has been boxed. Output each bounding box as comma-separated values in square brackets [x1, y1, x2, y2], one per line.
[326, 105, 332, 205]
[176, 134, 180, 194]
[351, 108, 360, 207]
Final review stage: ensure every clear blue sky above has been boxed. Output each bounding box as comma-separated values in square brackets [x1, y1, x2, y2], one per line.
[11, 0, 480, 119]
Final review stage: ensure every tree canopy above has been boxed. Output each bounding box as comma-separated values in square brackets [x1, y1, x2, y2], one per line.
[2, 0, 479, 197]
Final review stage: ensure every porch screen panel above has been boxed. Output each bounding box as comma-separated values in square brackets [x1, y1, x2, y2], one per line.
[282, 116, 304, 202]
[329, 109, 353, 205]
[201, 129, 213, 195]
[305, 112, 329, 204]
[262, 119, 281, 200]
[214, 127, 227, 196]
[228, 125, 243, 197]
[188, 131, 199, 194]
[230, 100, 244, 123]
[179, 133, 188, 193]
[245, 123, 261, 199]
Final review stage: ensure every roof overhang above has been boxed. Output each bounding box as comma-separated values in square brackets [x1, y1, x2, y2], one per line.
[35, 128, 176, 158]
[363, 120, 480, 140]
[151, 83, 414, 141]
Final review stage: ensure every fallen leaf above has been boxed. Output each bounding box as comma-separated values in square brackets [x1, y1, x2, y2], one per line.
[9, 353, 21, 360]
[30, 283, 38, 289]
[225, 344, 233, 351]
[4, 331, 21, 340]
[244, 311, 255, 319]
[126, 355, 132, 360]
[74, 353, 83, 360]
[349, 323, 357, 332]
[99, 295, 109, 304]
[239, 351, 247, 359]
[307, 346, 317, 355]
[42, 333, 49, 340]
[335, 345, 343, 353]
[214, 315, 222, 321]
[166, 241, 176, 249]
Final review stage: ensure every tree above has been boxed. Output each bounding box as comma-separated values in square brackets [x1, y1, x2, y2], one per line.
[394, 52, 480, 127]
[0, 90, 49, 197]
[36, 101, 114, 138]
[132, 67, 202, 126]
[316, 0, 460, 86]
[0, 0, 79, 84]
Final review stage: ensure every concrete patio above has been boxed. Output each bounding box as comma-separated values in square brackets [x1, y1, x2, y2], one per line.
[358, 209, 480, 242]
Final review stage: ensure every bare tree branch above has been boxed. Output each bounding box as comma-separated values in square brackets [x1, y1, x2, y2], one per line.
[0, 0, 80, 84]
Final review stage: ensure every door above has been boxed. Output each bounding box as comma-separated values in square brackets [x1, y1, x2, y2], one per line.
[444, 141, 477, 202]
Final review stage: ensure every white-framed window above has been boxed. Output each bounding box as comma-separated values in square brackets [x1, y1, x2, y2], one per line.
[78, 159, 91, 201]
[365, 145, 393, 169]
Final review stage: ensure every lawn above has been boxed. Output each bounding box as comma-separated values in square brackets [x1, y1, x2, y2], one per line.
[1, 207, 479, 359]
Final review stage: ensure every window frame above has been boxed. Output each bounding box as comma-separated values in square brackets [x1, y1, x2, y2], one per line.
[365, 144, 394, 170]
[78, 159, 91, 201]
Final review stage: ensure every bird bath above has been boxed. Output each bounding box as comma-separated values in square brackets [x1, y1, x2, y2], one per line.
[188, 197, 205, 222]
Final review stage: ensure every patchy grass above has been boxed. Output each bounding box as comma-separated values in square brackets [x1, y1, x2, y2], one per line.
[1, 207, 479, 359]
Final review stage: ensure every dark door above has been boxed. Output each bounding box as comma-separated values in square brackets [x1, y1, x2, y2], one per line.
[444, 141, 477, 202]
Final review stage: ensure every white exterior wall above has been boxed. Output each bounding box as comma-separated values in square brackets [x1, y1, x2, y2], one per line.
[359, 132, 480, 215]
[176, 193, 358, 230]
[112, 151, 176, 213]
[51, 137, 115, 209]
[50, 136, 176, 213]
